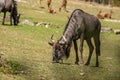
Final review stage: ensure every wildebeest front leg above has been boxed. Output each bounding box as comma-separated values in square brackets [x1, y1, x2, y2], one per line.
[2, 12, 6, 25]
[10, 9, 13, 25]
[80, 33, 84, 65]
[73, 40, 79, 64]
[10, 14, 12, 25]
[85, 39, 94, 66]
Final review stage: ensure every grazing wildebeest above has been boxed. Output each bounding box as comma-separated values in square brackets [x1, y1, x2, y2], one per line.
[0, 0, 20, 25]
[49, 9, 101, 67]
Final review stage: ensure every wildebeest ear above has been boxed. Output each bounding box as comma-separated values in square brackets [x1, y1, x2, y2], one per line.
[48, 42, 54, 46]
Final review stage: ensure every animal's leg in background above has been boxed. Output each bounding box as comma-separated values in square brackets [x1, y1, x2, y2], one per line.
[93, 34, 101, 67]
[63, 2, 68, 12]
[85, 39, 94, 66]
[73, 40, 79, 64]
[39, 0, 42, 8]
[47, 0, 52, 8]
[59, 0, 68, 12]
[10, 9, 14, 25]
[10, 13, 12, 25]
[59, 5, 63, 12]
[63, 4, 68, 12]
[2, 12, 6, 25]
[39, 0, 44, 8]
[39, 0, 42, 7]
[79, 33, 84, 65]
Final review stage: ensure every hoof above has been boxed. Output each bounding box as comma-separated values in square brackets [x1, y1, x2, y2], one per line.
[95, 64, 99, 67]
[52, 61, 59, 63]
[96, 62, 99, 67]
[85, 62, 90, 66]
[75, 62, 79, 65]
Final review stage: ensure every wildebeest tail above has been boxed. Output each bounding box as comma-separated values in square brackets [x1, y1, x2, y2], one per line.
[98, 22, 101, 56]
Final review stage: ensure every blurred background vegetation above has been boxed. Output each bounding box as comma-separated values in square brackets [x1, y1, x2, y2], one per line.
[83, 0, 120, 7]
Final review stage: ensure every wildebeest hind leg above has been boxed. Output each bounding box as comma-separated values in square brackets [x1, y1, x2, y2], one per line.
[10, 13, 12, 25]
[93, 34, 100, 67]
[2, 12, 6, 25]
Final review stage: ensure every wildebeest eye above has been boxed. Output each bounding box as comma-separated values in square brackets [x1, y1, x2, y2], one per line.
[55, 54, 58, 58]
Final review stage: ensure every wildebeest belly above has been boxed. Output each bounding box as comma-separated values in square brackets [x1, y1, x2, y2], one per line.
[0, 0, 12, 12]
[0, 0, 5, 3]
[73, 25, 97, 40]
[73, 31, 94, 40]
[0, 0, 5, 11]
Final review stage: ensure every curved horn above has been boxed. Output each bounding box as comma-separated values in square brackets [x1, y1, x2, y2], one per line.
[51, 34, 55, 43]
[48, 34, 55, 46]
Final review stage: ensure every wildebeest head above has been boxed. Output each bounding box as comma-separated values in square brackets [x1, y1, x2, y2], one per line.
[48, 35, 70, 63]
[13, 14, 21, 25]
[17, 14, 21, 24]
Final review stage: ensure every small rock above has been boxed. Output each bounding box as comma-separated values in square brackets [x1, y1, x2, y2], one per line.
[114, 30, 120, 34]
[101, 27, 113, 32]
[80, 70, 85, 76]
[0, 52, 4, 55]
[19, 20, 35, 26]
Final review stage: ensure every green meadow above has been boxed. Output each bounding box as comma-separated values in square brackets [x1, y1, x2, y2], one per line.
[0, 0, 120, 80]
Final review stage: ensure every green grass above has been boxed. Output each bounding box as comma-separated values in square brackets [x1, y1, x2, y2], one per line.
[0, 0, 120, 80]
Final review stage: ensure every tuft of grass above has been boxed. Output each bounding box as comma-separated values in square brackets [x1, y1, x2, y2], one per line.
[0, 56, 28, 75]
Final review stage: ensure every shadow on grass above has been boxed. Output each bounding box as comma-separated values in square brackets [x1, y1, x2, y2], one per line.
[59, 63, 71, 65]
[0, 24, 18, 27]
[52, 62, 71, 65]
[0, 59, 29, 75]
[90, 65, 103, 68]
[115, 44, 120, 64]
